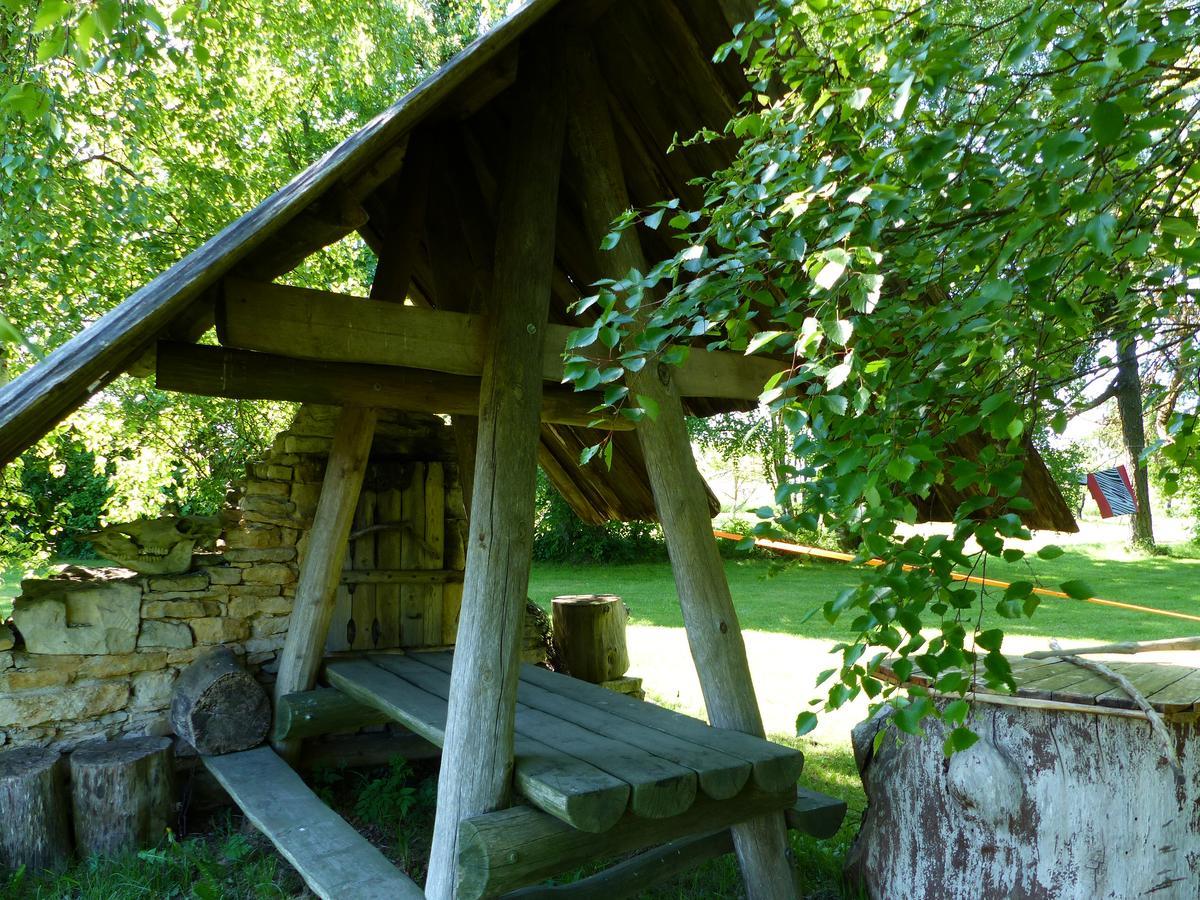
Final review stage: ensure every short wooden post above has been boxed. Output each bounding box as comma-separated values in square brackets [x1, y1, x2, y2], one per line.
[70, 737, 174, 857]
[424, 42, 568, 900]
[0, 747, 72, 872]
[562, 34, 798, 898]
[552, 594, 630, 683]
[273, 404, 378, 757]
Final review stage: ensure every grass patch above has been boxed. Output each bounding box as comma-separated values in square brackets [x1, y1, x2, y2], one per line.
[529, 541, 1200, 644]
[1, 813, 302, 899]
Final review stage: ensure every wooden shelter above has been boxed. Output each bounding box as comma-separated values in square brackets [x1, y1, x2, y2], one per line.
[0, 0, 1076, 895]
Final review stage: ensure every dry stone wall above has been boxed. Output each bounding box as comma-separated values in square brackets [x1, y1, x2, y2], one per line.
[0, 406, 466, 752]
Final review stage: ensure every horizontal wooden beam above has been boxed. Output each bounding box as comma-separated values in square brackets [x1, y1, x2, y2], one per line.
[272, 688, 391, 743]
[217, 278, 782, 402]
[456, 787, 798, 900]
[155, 342, 632, 430]
[341, 569, 464, 585]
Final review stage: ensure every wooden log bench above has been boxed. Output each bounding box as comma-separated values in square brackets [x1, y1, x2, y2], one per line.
[208, 651, 845, 899]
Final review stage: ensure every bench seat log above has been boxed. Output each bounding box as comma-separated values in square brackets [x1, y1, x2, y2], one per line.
[413, 652, 748, 800]
[379, 655, 696, 818]
[203, 747, 424, 900]
[455, 786, 799, 900]
[326, 659, 629, 833]
[271, 688, 391, 743]
[501, 789, 847, 900]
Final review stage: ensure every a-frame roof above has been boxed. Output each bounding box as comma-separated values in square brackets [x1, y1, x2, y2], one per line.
[0, 0, 1078, 531]
[0, 0, 764, 524]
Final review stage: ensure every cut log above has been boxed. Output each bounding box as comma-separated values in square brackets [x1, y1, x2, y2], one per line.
[271, 687, 391, 743]
[456, 786, 797, 900]
[501, 788, 847, 899]
[425, 38, 569, 898]
[562, 31, 798, 899]
[69, 737, 174, 858]
[551, 594, 630, 684]
[0, 748, 72, 873]
[171, 646, 271, 754]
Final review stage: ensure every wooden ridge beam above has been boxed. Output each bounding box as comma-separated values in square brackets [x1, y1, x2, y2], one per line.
[216, 278, 783, 402]
[154, 342, 632, 430]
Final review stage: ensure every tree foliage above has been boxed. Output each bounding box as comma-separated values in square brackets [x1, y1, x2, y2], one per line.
[1, 1, 506, 560]
[567, 0, 1200, 739]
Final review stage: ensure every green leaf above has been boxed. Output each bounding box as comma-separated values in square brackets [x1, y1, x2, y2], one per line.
[827, 319, 853, 346]
[1036, 545, 1064, 560]
[600, 231, 621, 251]
[975, 629, 1004, 652]
[886, 457, 915, 481]
[1060, 579, 1096, 600]
[636, 393, 659, 421]
[943, 726, 980, 755]
[825, 362, 852, 390]
[795, 712, 818, 736]
[745, 331, 784, 355]
[813, 250, 850, 290]
[1090, 101, 1124, 147]
[34, 0, 70, 32]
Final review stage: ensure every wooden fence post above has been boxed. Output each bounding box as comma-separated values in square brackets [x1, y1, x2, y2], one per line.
[424, 39, 568, 900]
[562, 33, 799, 899]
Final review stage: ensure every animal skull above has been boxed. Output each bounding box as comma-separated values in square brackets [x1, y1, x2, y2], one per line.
[83, 516, 221, 574]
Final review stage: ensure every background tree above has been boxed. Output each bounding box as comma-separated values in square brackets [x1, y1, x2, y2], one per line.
[569, 0, 1200, 742]
[0, 0, 506, 563]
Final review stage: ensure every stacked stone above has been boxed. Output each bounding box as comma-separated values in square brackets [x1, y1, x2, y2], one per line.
[0, 406, 466, 753]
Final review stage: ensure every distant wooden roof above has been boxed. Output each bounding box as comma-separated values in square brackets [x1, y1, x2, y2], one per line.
[0, 0, 1076, 531]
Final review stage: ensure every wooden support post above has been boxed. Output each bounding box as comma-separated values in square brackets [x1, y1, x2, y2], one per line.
[562, 34, 798, 899]
[272, 405, 378, 757]
[424, 41, 568, 900]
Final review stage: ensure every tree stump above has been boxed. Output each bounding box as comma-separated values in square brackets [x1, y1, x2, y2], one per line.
[552, 594, 630, 684]
[70, 737, 174, 857]
[171, 646, 271, 754]
[0, 748, 72, 872]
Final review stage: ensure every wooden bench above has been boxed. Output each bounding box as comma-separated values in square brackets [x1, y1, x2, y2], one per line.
[212, 652, 845, 898]
[326, 652, 805, 832]
[202, 746, 424, 899]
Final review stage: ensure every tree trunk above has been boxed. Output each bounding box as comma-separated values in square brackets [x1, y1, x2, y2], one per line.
[552, 594, 630, 683]
[69, 737, 174, 858]
[1115, 336, 1154, 551]
[561, 32, 798, 900]
[171, 646, 272, 754]
[424, 41, 568, 900]
[0, 748, 72, 873]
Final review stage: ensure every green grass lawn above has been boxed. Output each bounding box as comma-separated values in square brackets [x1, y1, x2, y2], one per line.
[529, 541, 1200, 645]
[3, 542, 1196, 898]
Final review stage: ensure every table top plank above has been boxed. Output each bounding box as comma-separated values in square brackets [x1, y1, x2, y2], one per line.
[409, 652, 749, 801]
[327, 659, 629, 832]
[372, 655, 696, 819]
[514, 657, 803, 793]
